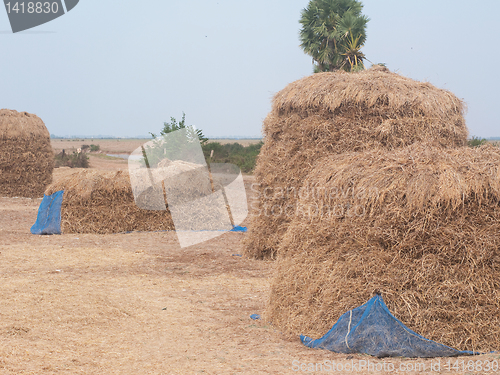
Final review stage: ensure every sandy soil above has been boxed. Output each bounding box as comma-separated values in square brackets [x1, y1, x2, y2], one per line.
[1, 149, 499, 374]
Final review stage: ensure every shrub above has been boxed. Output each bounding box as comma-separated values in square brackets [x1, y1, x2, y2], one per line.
[202, 141, 263, 173]
[54, 150, 89, 168]
[468, 136, 488, 148]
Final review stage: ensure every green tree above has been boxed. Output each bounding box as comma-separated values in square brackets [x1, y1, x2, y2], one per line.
[150, 112, 208, 146]
[300, 0, 369, 72]
[144, 112, 208, 166]
[202, 141, 263, 173]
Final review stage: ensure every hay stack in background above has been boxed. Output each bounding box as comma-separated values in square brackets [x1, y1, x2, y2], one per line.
[266, 143, 500, 352]
[0, 109, 54, 197]
[45, 170, 175, 234]
[45, 161, 229, 234]
[244, 66, 468, 259]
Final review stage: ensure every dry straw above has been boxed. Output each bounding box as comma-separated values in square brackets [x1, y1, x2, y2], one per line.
[45, 162, 229, 234]
[45, 170, 175, 234]
[266, 143, 500, 352]
[244, 66, 469, 259]
[0, 109, 54, 197]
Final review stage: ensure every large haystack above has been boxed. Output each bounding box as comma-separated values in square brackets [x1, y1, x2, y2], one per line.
[244, 66, 468, 259]
[45, 170, 175, 234]
[0, 109, 54, 197]
[266, 143, 500, 352]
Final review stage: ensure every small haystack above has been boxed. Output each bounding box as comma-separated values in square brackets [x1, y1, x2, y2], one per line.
[244, 66, 468, 259]
[266, 143, 500, 352]
[45, 170, 175, 234]
[0, 109, 54, 197]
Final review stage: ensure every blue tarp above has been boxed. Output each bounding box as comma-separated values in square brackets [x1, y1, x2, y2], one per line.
[30, 191, 64, 235]
[230, 225, 247, 232]
[301, 295, 475, 358]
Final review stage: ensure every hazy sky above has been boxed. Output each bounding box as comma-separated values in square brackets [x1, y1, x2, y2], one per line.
[1, 0, 499, 138]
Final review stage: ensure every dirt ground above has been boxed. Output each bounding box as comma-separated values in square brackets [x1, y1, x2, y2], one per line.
[1, 142, 498, 374]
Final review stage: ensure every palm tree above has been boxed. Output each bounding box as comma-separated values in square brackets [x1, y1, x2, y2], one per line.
[299, 0, 369, 72]
[340, 33, 366, 72]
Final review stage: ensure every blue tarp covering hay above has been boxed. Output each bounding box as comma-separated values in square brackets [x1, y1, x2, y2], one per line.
[301, 295, 474, 358]
[30, 190, 64, 235]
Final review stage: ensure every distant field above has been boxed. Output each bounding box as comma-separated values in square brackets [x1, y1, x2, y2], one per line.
[51, 138, 262, 154]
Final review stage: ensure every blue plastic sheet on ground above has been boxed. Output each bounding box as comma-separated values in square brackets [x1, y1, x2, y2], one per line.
[250, 314, 261, 320]
[301, 295, 475, 358]
[230, 225, 247, 232]
[30, 190, 64, 235]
